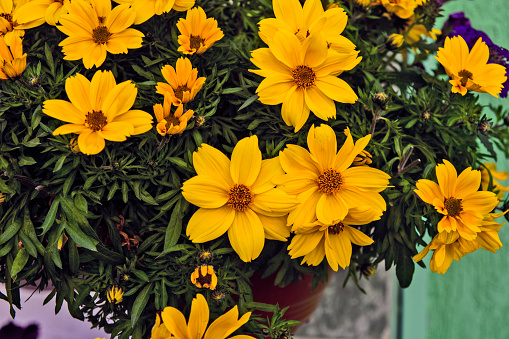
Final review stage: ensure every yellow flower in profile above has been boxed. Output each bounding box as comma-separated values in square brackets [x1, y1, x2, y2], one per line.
[156, 57, 206, 105]
[14, 0, 71, 27]
[176, 6, 224, 55]
[182, 136, 299, 262]
[106, 285, 124, 304]
[191, 265, 217, 290]
[380, 0, 418, 19]
[113, 0, 195, 25]
[414, 160, 499, 240]
[288, 207, 378, 271]
[435, 36, 507, 97]
[276, 125, 390, 229]
[150, 313, 171, 339]
[250, 31, 361, 132]
[388, 33, 404, 48]
[161, 294, 253, 339]
[1, 0, 44, 45]
[413, 231, 467, 274]
[0, 35, 26, 79]
[57, 0, 144, 69]
[42, 70, 153, 155]
[154, 98, 194, 136]
[475, 211, 507, 253]
[480, 163, 509, 200]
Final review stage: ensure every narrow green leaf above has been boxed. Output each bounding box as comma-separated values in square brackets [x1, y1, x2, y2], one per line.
[0, 218, 22, 245]
[10, 249, 29, 277]
[64, 221, 98, 252]
[40, 197, 60, 236]
[164, 204, 182, 251]
[131, 284, 152, 327]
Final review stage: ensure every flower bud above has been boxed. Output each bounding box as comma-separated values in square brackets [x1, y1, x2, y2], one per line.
[373, 92, 388, 110]
[198, 249, 213, 262]
[191, 265, 217, 290]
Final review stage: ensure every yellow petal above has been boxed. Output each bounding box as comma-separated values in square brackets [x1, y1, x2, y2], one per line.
[43, 99, 85, 124]
[325, 230, 351, 270]
[182, 175, 229, 209]
[288, 187, 322, 231]
[315, 75, 358, 104]
[342, 166, 391, 191]
[436, 160, 457, 198]
[227, 209, 264, 262]
[414, 179, 443, 205]
[89, 70, 116, 111]
[186, 206, 235, 243]
[193, 144, 233, 190]
[161, 306, 190, 339]
[77, 129, 105, 155]
[230, 136, 262, 186]
[188, 294, 209, 339]
[258, 214, 289, 241]
[282, 87, 309, 132]
[454, 166, 481, 199]
[204, 307, 251, 339]
[307, 124, 337, 170]
[288, 231, 324, 258]
[53, 123, 88, 135]
[111, 110, 153, 135]
[279, 144, 320, 175]
[272, 0, 303, 34]
[65, 73, 92, 114]
[252, 188, 299, 216]
[270, 29, 303, 68]
[250, 158, 285, 194]
[344, 226, 374, 246]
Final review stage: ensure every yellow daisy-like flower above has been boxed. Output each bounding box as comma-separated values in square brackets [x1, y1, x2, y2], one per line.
[480, 163, 509, 200]
[414, 160, 499, 240]
[161, 294, 253, 339]
[413, 231, 467, 274]
[57, 0, 144, 69]
[276, 125, 390, 229]
[156, 57, 206, 106]
[191, 265, 217, 290]
[380, 0, 418, 19]
[258, 0, 359, 56]
[435, 36, 507, 97]
[0, 35, 26, 79]
[106, 285, 124, 304]
[42, 70, 153, 155]
[475, 210, 507, 253]
[388, 33, 404, 48]
[182, 136, 299, 262]
[250, 31, 361, 132]
[14, 0, 71, 27]
[150, 313, 171, 339]
[1, 0, 42, 45]
[154, 98, 194, 136]
[176, 6, 224, 55]
[113, 0, 195, 25]
[288, 207, 379, 271]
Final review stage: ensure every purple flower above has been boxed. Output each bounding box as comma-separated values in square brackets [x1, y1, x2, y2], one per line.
[0, 322, 39, 339]
[441, 12, 509, 98]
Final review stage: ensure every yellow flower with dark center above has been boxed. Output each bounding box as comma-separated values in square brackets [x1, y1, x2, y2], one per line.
[276, 125, 389, 229]
[42, 70, 153, 155]
[106, 285, 124, 304]
[435, 36, 507, 97]
[250, 31, 361, 132]
[414, 160, 499, 240]
[14, 0, 71, 27]
[113, 0, 195, 25]
[191, 265, 217, 290]
[150, 313, 171, 339]
[176, 6, 224, 55]
[1, 0, 44, 45]
[288, 206, 379, 271]
[0, 35, 26, 79]
[57, 0, 144, 69]
[154, 98, 194, 136]
[480, 163, 509, 200]
[161, 294, 253, 339]
[156, 57, 206, 106]
[182, 136, 299, 262]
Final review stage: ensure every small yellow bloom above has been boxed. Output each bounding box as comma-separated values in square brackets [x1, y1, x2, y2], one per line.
[150, 313, 171, 339]
[0, 35, 26, 80]
[113, 0, 195, 25]
[68, 136, 81, 154]
[154, 98, 194, 136]
[106, 285, 124, 304]
[388, 33, 404, 48]
[380, 0, 417, 19]
[161, 294, 253, 339]
[480, 163, 509, 200]
[0, 192, 5, 204]
[413, 231, 466, 274]
[156, 57, 206, 105]
[198, 249, 213, 261]
[176, 6, 224, 55]
[191, 265, 218, 290]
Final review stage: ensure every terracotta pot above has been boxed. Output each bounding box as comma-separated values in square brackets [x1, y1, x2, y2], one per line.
[250, 271, 331, 326]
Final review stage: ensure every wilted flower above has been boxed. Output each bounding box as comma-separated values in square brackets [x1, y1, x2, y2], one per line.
[0, 35, 26, 80]
[106, 285, 124, 304]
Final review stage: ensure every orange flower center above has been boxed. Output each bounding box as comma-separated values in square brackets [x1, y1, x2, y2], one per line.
[328, 222, 345, 235]
[227, 184, 253, 211]
[85, 110, 107, 131]
[292, 65, 316, 88]
[174, 85, 190, 101]
[92, 26, 112, 44]
[458, 69, 473, 87]
[190, 34, 205, 50]
[444, 197, 463, 217]
[317, 169, 343, 194]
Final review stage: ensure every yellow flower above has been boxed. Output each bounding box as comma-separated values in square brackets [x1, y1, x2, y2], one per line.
[150, 313, 171, 339]
[413, 231, 467, 274]
[480, 163, 509, 200]
[288, 207, 378, 271]
[0, 35, 26, 79]
[250, 31, 361, 132]
[435, 36, 507, 97]
[14, 0, 71, 27]
[0, 192, 5, 204]
[258, 0, 359, 56]
[68, 136, 81, 154]
[176, 6, 224, 55]
[191, 265, 217, 290]
[414, 160, 499, 240]
[276, 125, 390, 229]
[106, 285, 124, 304]
[1, 0, 43, 45]
[57, 0, 144, 69]
[380, 0, 418, 19]
[42, 70, 153, 155]
[161, 294, 253, 339]
[156, 57, 206, 105]
[475, 211, 507, 253]
[388, 33, 404, 48]
[182, 136, 299, 262]
[154, 99, 194, 136]
[113, 0, 195, 25]
[352, 150, 372, 166]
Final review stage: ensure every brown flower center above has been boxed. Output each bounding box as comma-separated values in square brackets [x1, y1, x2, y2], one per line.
[444, 197, 463, 218]
[165, 115, 181, 129]
[190, 34, 205, 50]
[195, 270, 212, 286]
[292, 65, 316, 88]
[0, 13, 13, 22]
[458, 69, 473, 87]
[328, 222, 345, 235]
[317, 169, 343, 194]
[92, 26, 112, 44]
[174, 85, 190, 101]
[227, 184, 253, 211]
[85, 110, 107, 131]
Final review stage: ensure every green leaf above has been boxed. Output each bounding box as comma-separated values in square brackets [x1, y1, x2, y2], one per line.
[40, 197, 60, 236]
[0, 218, 22, 245]
[64, 221, 98, 252]
[164, 203, 182, 251]
[19, 156, 37, 166]
[238, 94, 258, 111]
[396, 247, 415, 288]
[10, 249, 29, 277]
[131, 283, 152, 327]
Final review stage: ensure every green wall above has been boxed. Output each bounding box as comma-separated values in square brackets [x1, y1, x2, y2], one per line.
[402, 1, 509, 339]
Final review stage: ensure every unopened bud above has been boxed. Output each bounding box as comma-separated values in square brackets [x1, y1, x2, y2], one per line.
[194, 116, 205, 127]
[373, 92, 388, 110]
[211, 289, 226, 302]
[422, 110, 431, 121]
[478, 120, 490, 133]
[198, 249, 213, 262]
